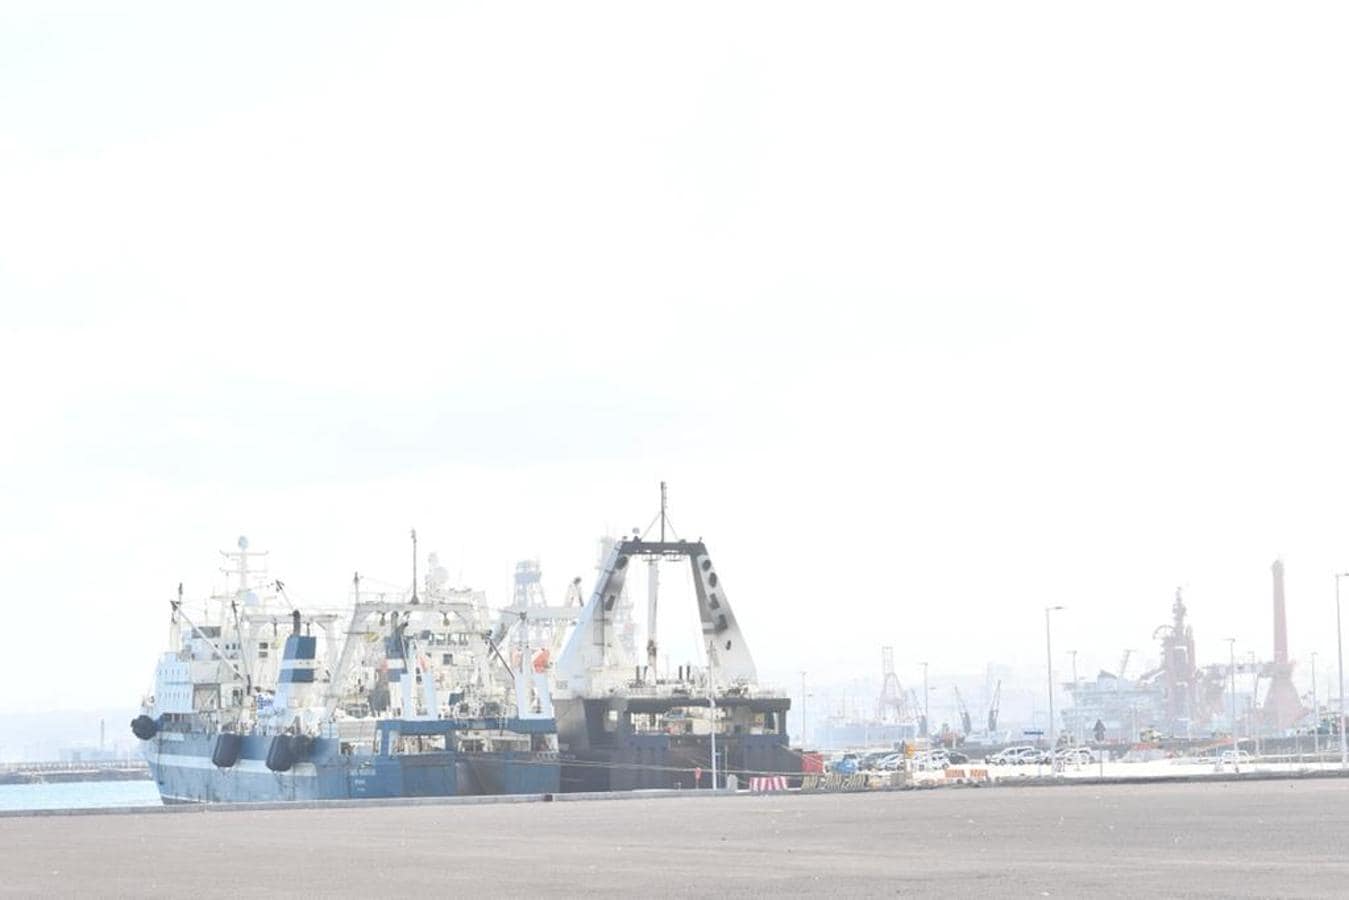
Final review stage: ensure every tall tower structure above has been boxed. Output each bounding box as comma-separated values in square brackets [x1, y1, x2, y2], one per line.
[877, 647, 912, 724]
[1262, 559, 1303, 730]
[1272, 559, 1289, 667]
[1155, 588, 1198, 734]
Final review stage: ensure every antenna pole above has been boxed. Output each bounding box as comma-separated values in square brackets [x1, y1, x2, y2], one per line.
[646, 482, 667, 679]
[411, 529, 419, 603]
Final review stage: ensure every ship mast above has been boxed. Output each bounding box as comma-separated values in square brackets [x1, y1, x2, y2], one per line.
[646, 482, 669, 678]
[410, 529, 419, 604]
[216, 536, 267, 702]
[218, 536, 267, 620]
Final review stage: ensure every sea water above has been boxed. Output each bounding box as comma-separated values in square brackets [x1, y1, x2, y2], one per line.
[0, 780, 161, 812]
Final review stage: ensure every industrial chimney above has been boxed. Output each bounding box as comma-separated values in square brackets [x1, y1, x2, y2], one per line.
[1262, 559, 1303, 730]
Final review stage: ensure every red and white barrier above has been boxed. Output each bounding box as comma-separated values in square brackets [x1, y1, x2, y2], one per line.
[749, 776, 789, 792]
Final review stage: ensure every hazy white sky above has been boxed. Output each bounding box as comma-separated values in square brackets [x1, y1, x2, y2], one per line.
[2, 2, 1348, 714]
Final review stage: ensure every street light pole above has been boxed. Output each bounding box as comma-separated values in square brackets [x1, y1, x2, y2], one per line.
[1337, 573, 1349, 770]
[800, 670, 807, 747]
[1311, 651, 1319, 756]
[1069, 649, 1079, 742]
[1227, 638, 1238, 760]
[1045, 606, 1065, 749]
[1248, 650, 1260, 757]
[921, 662, 929, 739]
[709, 691, 718, 790]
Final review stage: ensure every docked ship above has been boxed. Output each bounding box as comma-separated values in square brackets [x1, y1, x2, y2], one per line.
[131, 538, 559, 803]
[552, 487, 798, 790]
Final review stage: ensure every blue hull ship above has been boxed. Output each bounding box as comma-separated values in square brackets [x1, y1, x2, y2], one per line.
[134, 538, 561, 804]
[142, 721, 559, 804]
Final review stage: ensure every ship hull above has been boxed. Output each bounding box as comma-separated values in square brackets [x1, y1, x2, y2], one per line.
[555, 697, 799, 792]
[143, 732, 559, 804]
[559, 737, 799, 792]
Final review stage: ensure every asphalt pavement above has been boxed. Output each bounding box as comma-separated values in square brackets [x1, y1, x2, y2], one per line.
[2, 778, 1346, 897]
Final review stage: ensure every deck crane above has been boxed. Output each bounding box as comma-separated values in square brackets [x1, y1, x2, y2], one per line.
[953, 686, 972, 736]
[986, 680, 1002, 733]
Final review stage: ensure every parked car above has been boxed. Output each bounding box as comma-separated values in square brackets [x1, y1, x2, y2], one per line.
[1219, 749, 1253, 764]
[876, 753, 905, 771]
[831, 754, 860, 774]
[946, 751, 970, 765]
[1054, 747, 1094, 765]
[987, 747, 1018, 765]
[910, 753, 945, 771]
[989, 746, 1044, 765]
[860, 751, 891, 770]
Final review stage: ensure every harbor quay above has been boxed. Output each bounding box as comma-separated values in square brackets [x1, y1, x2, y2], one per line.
[3, 779, 1349, 897]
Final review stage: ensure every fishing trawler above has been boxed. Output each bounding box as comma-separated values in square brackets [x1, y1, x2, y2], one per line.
[552, 486, 798, 791]
[131, 537, 559, 804]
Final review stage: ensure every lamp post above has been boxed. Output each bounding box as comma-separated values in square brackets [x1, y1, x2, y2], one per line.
[1311, 651, 1319, 756]
[921, 662, 929, 739]
[1227, 638, 1238, 761]
[1069, 649, 1079, 742]
[1045, 606, 1065, 749]
[709, 690, 718, 790]
[1248, 650, 1260, 757]
[800, 670, 808, 747]
[1337, 573, 1349, 770]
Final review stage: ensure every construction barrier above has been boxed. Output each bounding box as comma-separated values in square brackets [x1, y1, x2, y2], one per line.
[749, 776, 789, 792]
[800, 772, 905, 792]
[942, 767, 990, 784]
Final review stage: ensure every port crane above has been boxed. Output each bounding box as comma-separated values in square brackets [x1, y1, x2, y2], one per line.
[953, 686, 972, 736]
[986, 680, 1002, 733]
[877, 646, 910, 723]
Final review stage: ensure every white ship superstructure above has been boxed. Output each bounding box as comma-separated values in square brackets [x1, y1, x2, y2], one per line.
[132, 537, 559, 803]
